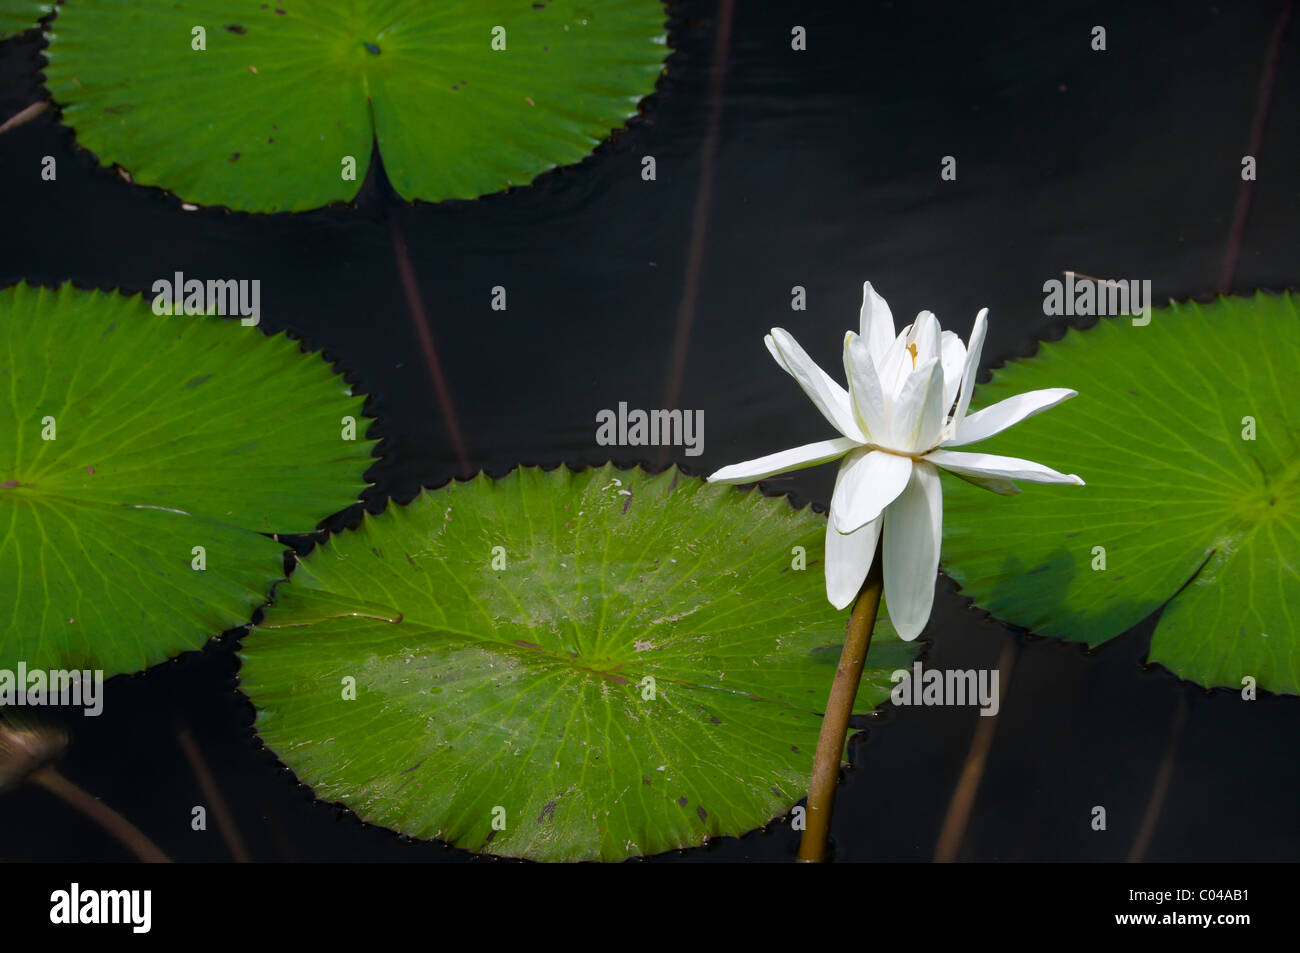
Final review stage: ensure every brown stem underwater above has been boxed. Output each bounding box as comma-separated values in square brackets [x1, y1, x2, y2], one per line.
[33, 767, 171, 864]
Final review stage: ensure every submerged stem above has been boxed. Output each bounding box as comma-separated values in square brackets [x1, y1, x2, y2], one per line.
[32, 766, 171, 863]
[797, 541, 884, 863]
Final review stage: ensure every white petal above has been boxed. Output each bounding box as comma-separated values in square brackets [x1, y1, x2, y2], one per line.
[914, 359, 949, 450]
[910, 310, 941, 367]
[951, 308, 988, 429]
[889, 356, 942, 451]
[946, 388, 1077, 447]
[858, 281, 896, 364]
[878, 320, 915, 395]
[883, 461, 943, 641]
[939, 330, 966, 418]
[946, 468, 1021, 496]
[767, 329, 868, 442]
[825, 518, 882, 610]
[878, 311, 940, 397]
[764, 333, 783, 365]
[708, 436, 858, 484]
[925, 448, 1085, 485]
[830, 448, 913, 534]
[843, 331, 889, 444]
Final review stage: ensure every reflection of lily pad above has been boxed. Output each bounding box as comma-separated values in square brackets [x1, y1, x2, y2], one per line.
[0, 282, 375, 678]
[42, 0, 669, 212]
[0, 2, 45, 40]
[941, 293, 1300, 695]
[241, 464, 917, 862]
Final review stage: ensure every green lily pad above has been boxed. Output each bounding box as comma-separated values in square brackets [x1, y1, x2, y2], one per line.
[0, 282, 375, 678]
[0, 1, 45, 40]
[241, 464, 917, 861]
[42, 0, 669, 212]
[941, 292, 1300, 695]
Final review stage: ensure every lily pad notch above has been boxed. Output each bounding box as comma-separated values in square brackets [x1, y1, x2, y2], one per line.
[40, 0, 672, 211]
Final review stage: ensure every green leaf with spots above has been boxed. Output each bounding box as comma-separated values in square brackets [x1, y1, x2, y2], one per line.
[941, 292, 1300, 694]
[0, 282, 375, 678]
[0, 1, 45, 40]
[240, 464, 918, 862]
[41, 0, 668, 212]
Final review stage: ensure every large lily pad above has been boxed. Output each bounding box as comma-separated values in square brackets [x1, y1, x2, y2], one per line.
[42, 0, 669, 212]
[941, 292, 1300, 695]
[0, 282, 375, 678]
[241, 464, 917, 862]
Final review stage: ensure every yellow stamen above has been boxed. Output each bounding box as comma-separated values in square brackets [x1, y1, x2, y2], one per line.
[906, 342, 918, 368]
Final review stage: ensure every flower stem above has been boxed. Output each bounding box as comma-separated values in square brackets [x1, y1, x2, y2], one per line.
[797, 541, 884, 863]
[31, 766, 171, 863]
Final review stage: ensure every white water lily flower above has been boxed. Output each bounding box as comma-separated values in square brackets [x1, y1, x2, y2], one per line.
[709, 282, 1084, 640]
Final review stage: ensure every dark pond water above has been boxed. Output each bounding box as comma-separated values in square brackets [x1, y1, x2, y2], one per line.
[1, 0, 1297, 862]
